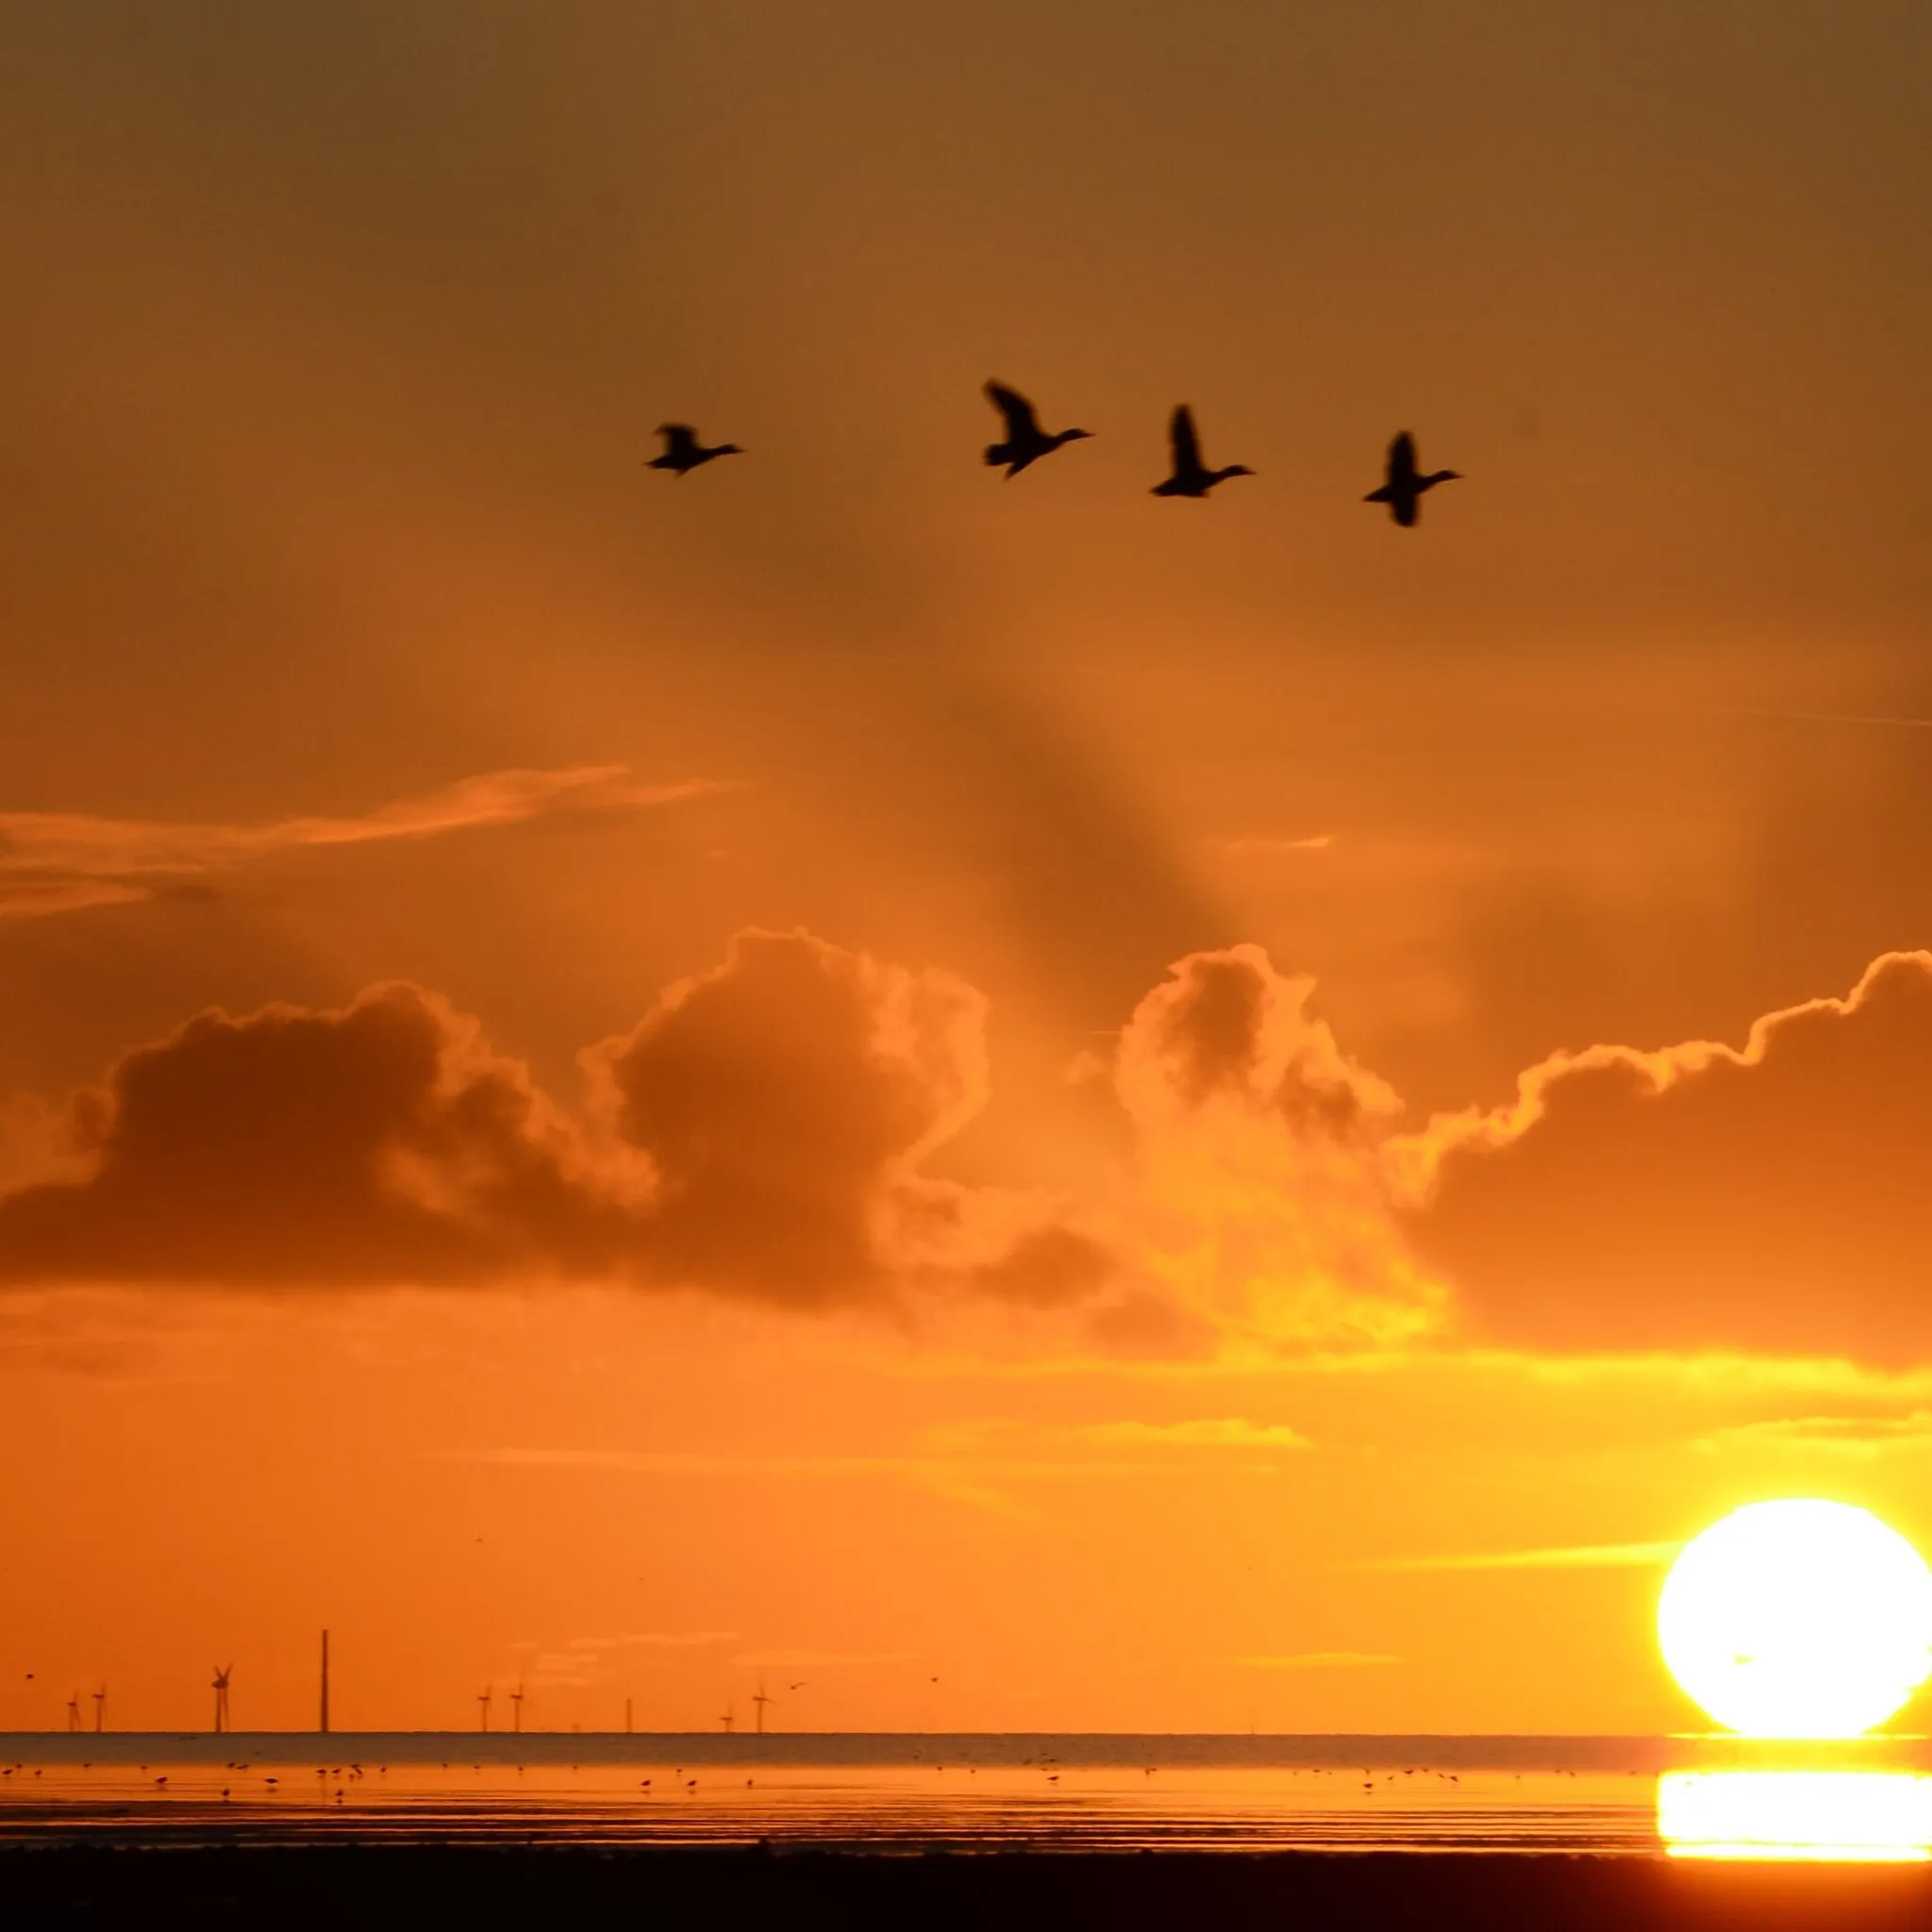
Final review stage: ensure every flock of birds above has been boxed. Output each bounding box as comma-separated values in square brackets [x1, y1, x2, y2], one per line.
[649, 380, 1463, 526]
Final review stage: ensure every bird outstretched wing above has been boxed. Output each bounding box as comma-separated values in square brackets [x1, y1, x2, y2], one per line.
[1170, 405, 1201, 472]
[1386, 432, 1418, 487]
[985, 382, 1040, 441]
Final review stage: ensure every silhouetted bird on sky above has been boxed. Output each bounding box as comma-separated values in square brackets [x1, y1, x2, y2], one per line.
[647, 423, 742, 477]
[1151, 406, 1252, 498]
[983, 381, 1092, 477]
[1364, 431, 1460, 526]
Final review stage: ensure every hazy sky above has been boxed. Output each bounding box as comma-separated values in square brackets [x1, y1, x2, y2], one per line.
[3, 1, 1932, 1735]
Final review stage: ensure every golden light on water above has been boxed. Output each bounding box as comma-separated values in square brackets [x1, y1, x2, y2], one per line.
[1657, 1501, 1932, 1739]
[1658, 1771, 1932, 1862]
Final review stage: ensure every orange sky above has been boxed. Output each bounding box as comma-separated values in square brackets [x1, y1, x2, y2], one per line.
[4, 2, 1932, 1737]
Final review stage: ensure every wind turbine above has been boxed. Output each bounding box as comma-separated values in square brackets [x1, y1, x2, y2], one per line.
[65, 1693, 81, 1733]
[719, 1698, 735, 1734]
[751, 1679, 774, 1735]
[92, 1686, 106, 1733]
[510, 1683, 524, 1735]
[212, 1665, 232, 1735]
[477, 1686, 492, 1734]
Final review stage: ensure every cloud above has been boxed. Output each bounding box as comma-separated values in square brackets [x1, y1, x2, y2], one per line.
[0, 765, 725, 919]
[18, 929, 1932, 1367]
[0, 982, 625, 1286]
[1406, 952, 1932, 1360]
[0, 929, 1108, 1305]
[521, 1630, 740, 1687]
[1076, 1417, 1311, 1450]
[728, 1650, 913, 1670]
[929, 1417, 1309, 1454]
[1370, 1540, 1680, 1572]
[1232, 1652, 1401, 1669]
[1213, 835, 1337, 856]
[1110, 944, 1441, 1351]
[1693, 1411, 1932, 1455]
[589, 929, 989, 1306]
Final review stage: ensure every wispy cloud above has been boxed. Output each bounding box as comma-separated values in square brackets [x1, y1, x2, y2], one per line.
[1694, 1411, 1932, 1455]
[1213, 834, 1337, 856]
[1368, 1539, 1680, 1573]
[519, 1629, 738, 1687]
[1076, 1418, 1311, 1450]
[1232, 1651, 1401, 1669]
[729, 1650, 913, 1670]
[444, 1446, 914, 1478]
[533, 1631, 739, 1652]
[439, 1424, 1305, 1532]
[0, 765, 729, 919]
[921, 1416, 1311, 1456]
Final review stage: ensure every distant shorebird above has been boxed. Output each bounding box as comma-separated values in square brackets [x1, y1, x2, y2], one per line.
[1151, 405, 1253, 498]
[983, 381, 1092, 477]
[1363, 430, 1460, 526]
[647, 423, 743, 477]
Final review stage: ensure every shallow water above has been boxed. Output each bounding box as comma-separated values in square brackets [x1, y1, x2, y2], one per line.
[0, 1734, 1924, 1858]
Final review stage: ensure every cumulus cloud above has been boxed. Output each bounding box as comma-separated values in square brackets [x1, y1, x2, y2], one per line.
[0, 765, 725, 919]
[1406, 951, 1932, 1360]
[0, 928, 1107, 1308]
[0, 983, 625, 1286]
[1111, 944, 1441, 1351]
[14, 927, 1932, 1365]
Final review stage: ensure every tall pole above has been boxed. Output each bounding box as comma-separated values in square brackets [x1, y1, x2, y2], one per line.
[320, 1629, 330, 1735]
[625, 1697, 633, 1735]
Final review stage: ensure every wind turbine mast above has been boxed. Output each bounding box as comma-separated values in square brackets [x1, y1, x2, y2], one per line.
[478, 1686, 492, 1734]
[751, 1678, 774, 1735]
[92, 1686, 106, 1734]
[319, 1630, 330, 1735]
[212, 1664, 232, 1734]
[510, 1683, 525, 1735]
[66, 1693, 81, 1733]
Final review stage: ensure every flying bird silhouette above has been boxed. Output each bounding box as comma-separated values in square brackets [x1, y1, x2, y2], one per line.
[1363, 431, 1460, 526]
[647, 424, 743, 477]
[983, 382, 1092, 477]
[1151, 406, 1253, 498]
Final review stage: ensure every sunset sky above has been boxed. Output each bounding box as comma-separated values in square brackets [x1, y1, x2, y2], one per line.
[5, 1, 1932, 1738]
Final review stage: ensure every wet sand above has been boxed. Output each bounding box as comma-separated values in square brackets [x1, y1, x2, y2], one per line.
[7, 1842, 1932, 1931]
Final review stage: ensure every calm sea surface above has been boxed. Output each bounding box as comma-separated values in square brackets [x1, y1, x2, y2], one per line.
[2, 1734, 1927, 1858]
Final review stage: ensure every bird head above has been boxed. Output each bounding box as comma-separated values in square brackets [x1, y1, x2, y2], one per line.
[1060, 427, 1094, 442]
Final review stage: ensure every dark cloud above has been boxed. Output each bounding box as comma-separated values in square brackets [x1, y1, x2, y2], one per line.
[1408, 951, 1932, 1360]
[0, 929, 1108, 1310]
[592, 928, 991, 1306]
[0, 983, 615, 1286]
[1118, 943, 1402, 1142]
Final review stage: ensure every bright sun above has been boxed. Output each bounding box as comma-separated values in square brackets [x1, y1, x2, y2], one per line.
[1658, 1501, 1932, 1739]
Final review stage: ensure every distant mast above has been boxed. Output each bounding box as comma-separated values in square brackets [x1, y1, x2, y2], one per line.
[320, 1629, 330, 1735]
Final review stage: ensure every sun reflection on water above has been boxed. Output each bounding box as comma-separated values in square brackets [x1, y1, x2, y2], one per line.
[1658, 1770, 1932, 1862]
